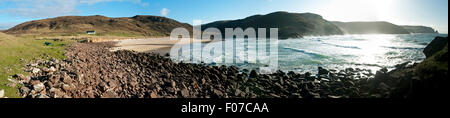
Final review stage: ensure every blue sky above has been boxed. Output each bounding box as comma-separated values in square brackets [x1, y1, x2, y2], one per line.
[0, 0, 448, 33]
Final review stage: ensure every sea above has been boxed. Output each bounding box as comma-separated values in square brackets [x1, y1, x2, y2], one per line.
[170, 33, 448, 74]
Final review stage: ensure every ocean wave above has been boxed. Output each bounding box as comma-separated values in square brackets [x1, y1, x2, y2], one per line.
[323, 42, 361, 49]
[283, 47, 329, 58]
[313, 39, 361, 49]
[343, 62, 386, 68]
[382, 46, 424, 50]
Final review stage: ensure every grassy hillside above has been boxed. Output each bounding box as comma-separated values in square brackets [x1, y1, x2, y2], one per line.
[0, 33, 72, 98]
[416, 37, 448, 79]
[4, 15, 193, 37]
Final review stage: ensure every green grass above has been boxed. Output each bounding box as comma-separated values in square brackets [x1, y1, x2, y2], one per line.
[416, 44, 448, 77]
[0, 34, 73, 98]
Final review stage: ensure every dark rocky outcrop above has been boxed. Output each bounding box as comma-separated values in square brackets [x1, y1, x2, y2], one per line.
[202, 11, 343, 39]
[423, 36, 448, 58]
[366, 37, 448, 98]
[332, 21, 410, 34]
[402, 25, 438, 33]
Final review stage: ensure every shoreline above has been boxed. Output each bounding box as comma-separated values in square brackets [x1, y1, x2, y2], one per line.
[13, 42, 380, 98]
[8, 36, 448, 98]
[110, 37, 213, 55]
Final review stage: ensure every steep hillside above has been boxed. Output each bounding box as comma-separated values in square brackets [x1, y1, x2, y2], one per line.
[4, 15, 192, 37]
[202, 11, 343, 39]
[332, 21, 410, 34]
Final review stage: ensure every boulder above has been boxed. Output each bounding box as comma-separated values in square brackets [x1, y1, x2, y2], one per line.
[181, 88, 189, 98]
[0, 89, 4, 98]
[318, 67, 329, 75]
[32, 68, 41, 74]
[35, 94, 50, 98]
[14, 74, 31, 83]
[20, 87, 31, 97]
[49, 88, 65, 98]
[150, 91, 159, 98]
[249, 70, 258, 78]
[33, 83, 45, 92]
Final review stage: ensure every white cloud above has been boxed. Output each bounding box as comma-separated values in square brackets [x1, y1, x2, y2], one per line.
[79, 0, 145, 5]
[0, 22, 21, 30]
[160, 8, 169, 17]
[0, 0, 149, 18]
[0, 0, 79, 18]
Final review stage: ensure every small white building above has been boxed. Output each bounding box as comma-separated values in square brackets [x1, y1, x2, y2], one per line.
[86, 31, 96, 35]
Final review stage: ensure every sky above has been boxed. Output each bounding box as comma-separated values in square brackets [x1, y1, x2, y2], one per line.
[0, 0, 448, 33]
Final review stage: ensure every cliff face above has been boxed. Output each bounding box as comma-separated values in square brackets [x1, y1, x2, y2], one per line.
[4, 15, 192, 36]
[202, 11, 344, 39]
[402, 25, 438, 33]
[332, 21, 410, 34]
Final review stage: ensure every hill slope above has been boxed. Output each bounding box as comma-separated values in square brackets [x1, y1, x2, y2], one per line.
[401, 25, 438, 33]
[4, 15, 192, 37]
[202, 11, 343, 39]
[0, 32, 16, 40]
[332, 21, 410, 34]
[0, 32, 17, 45]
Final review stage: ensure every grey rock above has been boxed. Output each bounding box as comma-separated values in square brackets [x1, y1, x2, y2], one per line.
[101, 91, 118, 98]
[213, 89, 223, 97]
[378, 82, 390, 91]
[249, 70, 258, 78]
[20, 87, 31, 96]
[62, 84, 71, 91]
[33, 83, 45, 92]
[318, 67, 329, 75]
[32, 68, 41, 74]
[171, 80, 176, 88]
[0, 89, 4, 98]
[36, 94, 50, 98]
[234, 89, 242, 97]
[181, 88, 189, 98]
[14, 74, 30, 83]
[150, 91, 159, 98]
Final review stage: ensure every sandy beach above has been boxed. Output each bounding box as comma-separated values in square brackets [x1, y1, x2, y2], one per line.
[111, 37, 212, 55]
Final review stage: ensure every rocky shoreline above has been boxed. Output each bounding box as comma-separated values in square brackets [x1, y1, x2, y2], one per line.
[13, 37, 448, 98]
